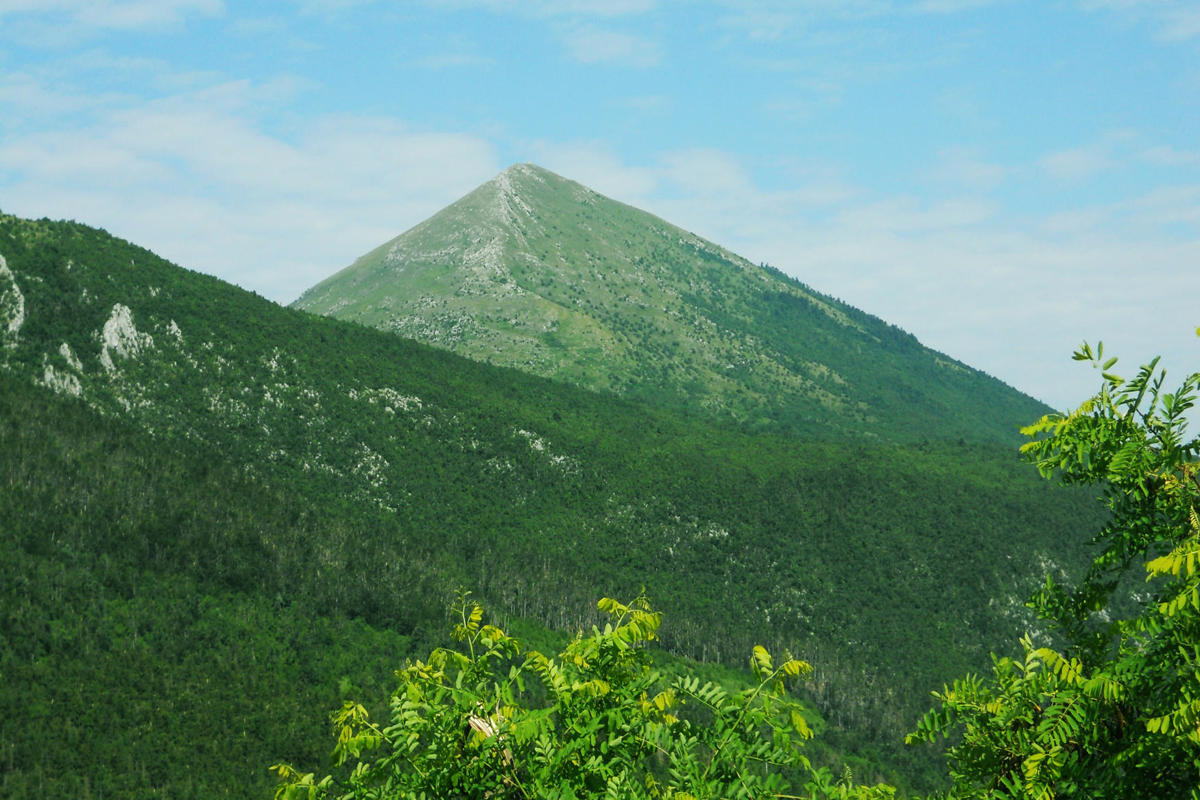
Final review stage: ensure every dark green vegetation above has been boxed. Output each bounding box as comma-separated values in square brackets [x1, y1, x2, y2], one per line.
[0, 369, 425, 798]
[295, 164, 1046, 446]
[0, 212, 1101, 796]
[275, 350, 1200, 800]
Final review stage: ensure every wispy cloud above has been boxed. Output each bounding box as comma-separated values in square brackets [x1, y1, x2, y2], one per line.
[419, 0, 656, 17]
[1139, 144, 1200, 166]
[0, 70, 127, 122]
[292, 0, 379, 13]
[1038, 131, 1140, 182]
[1039, 145, 1114, 181]
[1038, 131, 1157, 182]
[560, 25, 660, 66]
[910, 0, 1006, 13]
[0, 0, 223, 30]
[536, 0, 656, 14]
[713, 0, 1003, 39]
[712, 1, 891, 44]
[417, 51, 494, 69]
[1161, 6, 1200, 40]
[930, 147, 1008, 190]
[414, 34, 495, 69]
[622, 94, 673, 112]
[0, 76, 499, 301]
[1079, 0, 1200, 41]
[1130, 184, 1200, 227]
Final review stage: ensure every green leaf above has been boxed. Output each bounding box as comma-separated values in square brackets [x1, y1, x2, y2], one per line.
[752, 645, 773, 675]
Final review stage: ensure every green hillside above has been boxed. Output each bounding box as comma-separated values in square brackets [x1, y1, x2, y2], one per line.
[295, 163, 1046, 445]
[0, 371, 429, 798]
[0, 212, 1101, 795]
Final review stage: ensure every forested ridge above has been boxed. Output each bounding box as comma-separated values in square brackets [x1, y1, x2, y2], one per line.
[0, 212, 1106, 796]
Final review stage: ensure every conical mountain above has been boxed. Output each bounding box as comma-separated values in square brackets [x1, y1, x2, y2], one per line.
[296, 164, 1042, 443]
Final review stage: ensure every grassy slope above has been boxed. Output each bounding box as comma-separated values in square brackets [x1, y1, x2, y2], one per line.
[0, 213, 1101, 793]
[295, 163, 1048, 445]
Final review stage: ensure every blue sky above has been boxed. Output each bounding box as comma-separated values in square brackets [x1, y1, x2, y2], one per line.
[1, 0, 1197, 412]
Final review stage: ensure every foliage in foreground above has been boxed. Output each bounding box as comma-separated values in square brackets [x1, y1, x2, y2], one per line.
[909, 344, 1200, 798]
[274, 594, 895, 800]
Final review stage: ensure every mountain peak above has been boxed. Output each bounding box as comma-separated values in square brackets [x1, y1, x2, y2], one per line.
[293, 167, 1046, 444]
[480, 163, 545, 226]
[498, 161, 550, 178]
[486, 163, 554, 197]
[482, 163, 595, 222]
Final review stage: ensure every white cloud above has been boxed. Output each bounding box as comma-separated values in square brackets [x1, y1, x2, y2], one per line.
[1139, 144, 1200, 166]
[537, 0, 656, 14]
[713, 0, 1002, 40]
[661, 148, 753, 196]
[1162, 6, 1200, 40]
[624, 94, 673, 111]
[420, 0, 656, 17]
[910, 0, 1006, 13]
[1039, 206, 1115, 235]
[1039, 144, 1115, 181]
[79, 0, 222, 28]
[0, 70, 126, 122]
[415, 1, 663, 68]
[749, 219, 1198, 411]
[560, 25, 660, 66]
[0, 0, 222, 30]
[417, 51, 495, 68]
[1129, 184, 1200, 227]
[1078, 0, 1200, 41]
[834, 196, 997, 232]
[293, 0, 379, 13]
[0, 78, 499, 302]
[930, 147, 1008, 189]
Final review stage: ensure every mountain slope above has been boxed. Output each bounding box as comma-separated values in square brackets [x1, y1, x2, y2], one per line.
[0, 212, 1099, 793]
[295, 163, 1044, 444]
[0, 369, 426, 799]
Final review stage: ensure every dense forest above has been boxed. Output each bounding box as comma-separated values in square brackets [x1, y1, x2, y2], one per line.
[0, 212, 1122, 796]
[275, 350, 1200, 798]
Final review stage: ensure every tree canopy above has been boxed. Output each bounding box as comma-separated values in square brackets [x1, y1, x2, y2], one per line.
[272, 593, 895, 800]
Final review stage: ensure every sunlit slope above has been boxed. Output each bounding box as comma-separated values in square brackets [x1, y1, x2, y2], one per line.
[295, 163, 1045, 444]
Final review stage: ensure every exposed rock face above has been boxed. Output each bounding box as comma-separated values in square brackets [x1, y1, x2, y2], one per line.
[0, 253, 25, 349]
[41, 362, 83, 397]
[99, 303, 154, 372]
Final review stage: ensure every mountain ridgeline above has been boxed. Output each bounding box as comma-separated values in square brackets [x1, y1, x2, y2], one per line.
[295, 163, 1045, 445]
[0, 207, 1098, 797]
